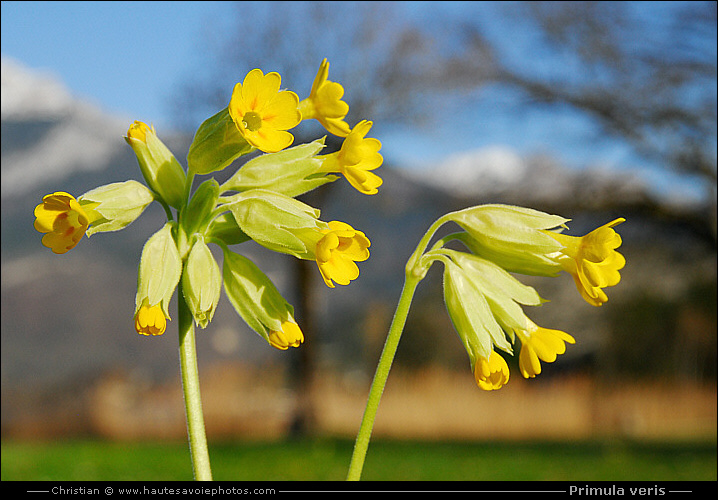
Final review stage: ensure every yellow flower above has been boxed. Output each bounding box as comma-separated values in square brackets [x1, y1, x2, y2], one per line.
[515, 319, 575, 378]
[298, 58, 351, 137]
[268, 321, 304, 350]
[545, 218, 626, 306]
[134, 301, 167, 336]
[228, 68, 301, 153]
[34, 192, 95, 254]
[474, 351, 510, 391]
[320, 120, 383, 195]
[315, 221, 370, 288]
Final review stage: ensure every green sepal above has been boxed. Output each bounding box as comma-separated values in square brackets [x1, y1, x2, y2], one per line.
[182, 178, 220, 237]
[442, 255, 510, 367]
[187, 107, 254, 175]
[79, 180, 154, 236]
[181, 236, 221, 328]
[125, 124, 186, 209]
[220, 138, 337, 197]
[206, 213, 251, 246]
[221, 249, 295, 344]
[226, 189, 327, 259]
[135, 221, 182, 318]
[442, 249, 543, 335]
[448, 204, 568, 277]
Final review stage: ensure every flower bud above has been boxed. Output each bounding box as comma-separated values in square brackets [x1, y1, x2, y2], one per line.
[187, 108, 254, 175]
[79, 180, 154, 236]
[135, 222, 182, 318]
[221, 249, 300, 348]
[125, 121, 186, 209]
[181, 237, 221, 328]
[182, 178, 220, 237]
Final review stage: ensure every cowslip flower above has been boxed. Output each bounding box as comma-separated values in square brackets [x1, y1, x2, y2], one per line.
[34, 192, 96, 254]
[298, 58, 351, 137]
[221, 249, 303, 350]
[320, 120, 383, 195]
[125, 121, 186, 209]
[315, 221, 371, 288]
[268, 321, 304, 350]
[228, 68, 301, 153]
[544, 218, 626, 306]
[515, 320, 575, 378]
[474, 351, 511, 391]
[134, 301, 167, 336]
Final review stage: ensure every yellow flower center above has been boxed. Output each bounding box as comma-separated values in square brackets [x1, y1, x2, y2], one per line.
[242, 111, 263, 132]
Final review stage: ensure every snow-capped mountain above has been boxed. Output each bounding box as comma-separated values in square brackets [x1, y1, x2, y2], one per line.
[408, 144, 651, 209]
[1, 56, 131, 198]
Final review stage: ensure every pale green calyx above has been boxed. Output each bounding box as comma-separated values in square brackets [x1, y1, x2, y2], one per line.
[187, 108, 254, 175]
[434, 249, 545, 370]
[220, 138, 337, 198]
[125, 121, 186, 209]
[221, 248, 296, 345]
[182, 236, 221, 328]
[182, 178, 220, 237]
[79, 180, 154, 236]
[225, 189, 327, 259]
[448, 204, 569, 277]
[135, 222, 182, 318]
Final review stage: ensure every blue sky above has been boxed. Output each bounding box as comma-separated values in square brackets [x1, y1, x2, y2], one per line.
[1, 1, 713, 202]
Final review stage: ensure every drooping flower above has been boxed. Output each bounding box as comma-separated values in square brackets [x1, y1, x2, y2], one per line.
[268, 321, 304, 350]
[544, 218, 626, 306]
[228, 68, 301, 153]
[182, 237, 222, 329]
[134, 301, 167, 336]
[221, 249, 302, 350]
[315, 221, 371, 288]
[34, 192, 95, 254]
[320, 120, 383, 195]
[298, 58, 351, 137]
[474, 351, 510, 391]
[515, 319, 575, 378]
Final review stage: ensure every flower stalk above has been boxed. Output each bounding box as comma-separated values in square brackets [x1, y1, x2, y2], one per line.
[177, 280, 213, 481]
[346, 272, 421, 481]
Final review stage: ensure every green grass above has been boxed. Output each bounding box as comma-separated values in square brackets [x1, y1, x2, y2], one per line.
[2, 438, 716, 481]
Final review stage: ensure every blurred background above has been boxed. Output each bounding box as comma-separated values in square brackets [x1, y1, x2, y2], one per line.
[1, 1, 716, 481]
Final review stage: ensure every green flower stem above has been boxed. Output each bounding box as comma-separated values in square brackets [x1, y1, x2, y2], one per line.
[346, 213, 456, 481]
[346, 273, 422, 481]
[178, 281, 213, 481]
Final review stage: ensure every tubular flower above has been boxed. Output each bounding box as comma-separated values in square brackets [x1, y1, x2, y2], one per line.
[545, 218, 626, 306]
[228, 68, 301, 153]
[268, 321, 304, 350]
[134, 301, 168, 336]
[34, 192, 96, 254]
[474, 351, 510, 391]
[315, 221, 370, 288]
[298, 58, 351, 137]
[320, 120, 383, 195]
[515, 319, 575, 379]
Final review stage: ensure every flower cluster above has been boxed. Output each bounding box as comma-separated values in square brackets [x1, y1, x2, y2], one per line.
[33, 60, 383, 349]
[415, 205, 625, 390]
